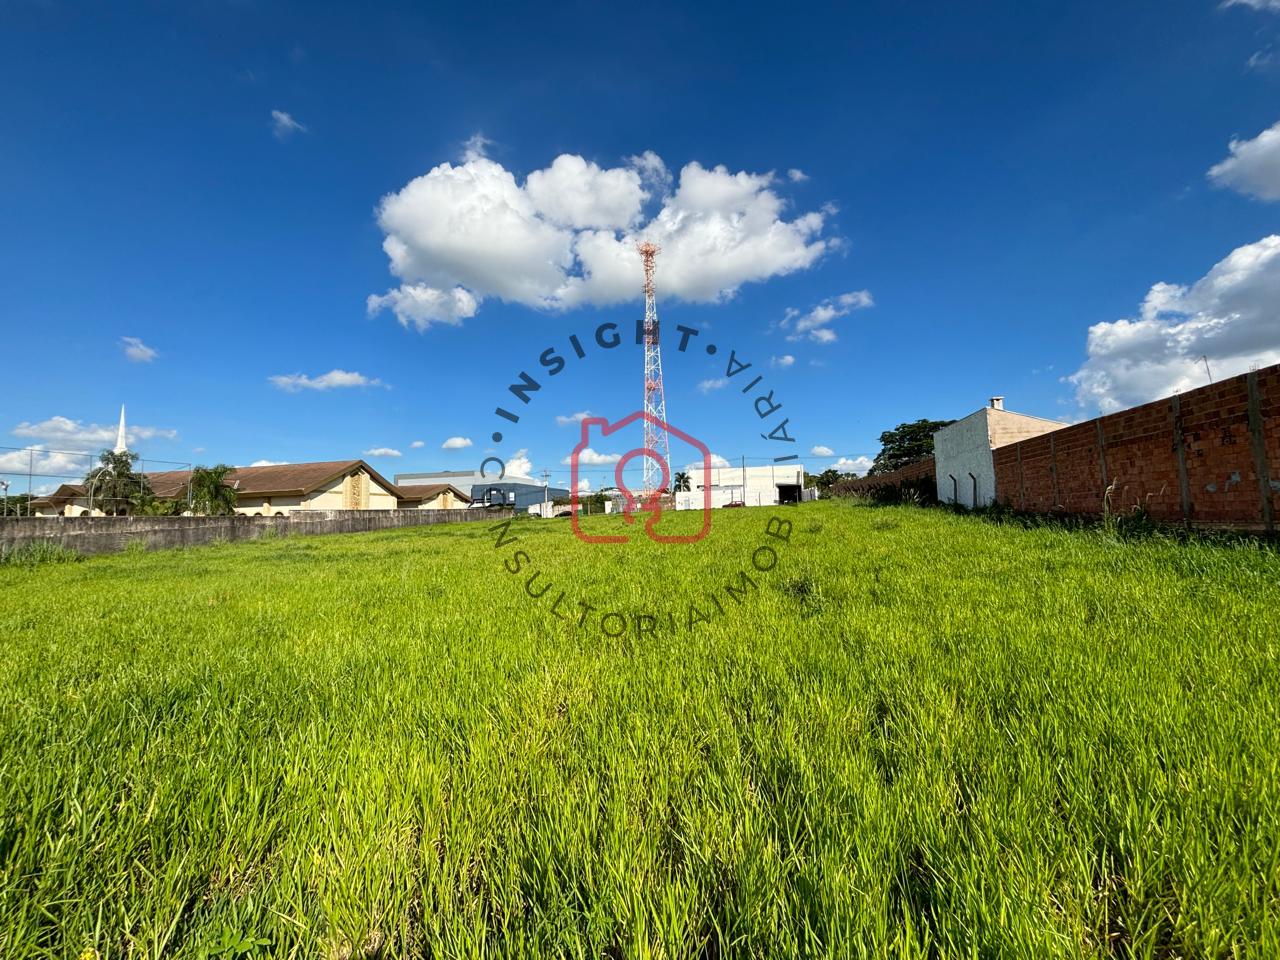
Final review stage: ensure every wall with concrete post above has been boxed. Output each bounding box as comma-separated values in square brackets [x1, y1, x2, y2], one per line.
[0, 507, 512, 558]
[993, 363, 1280, 530]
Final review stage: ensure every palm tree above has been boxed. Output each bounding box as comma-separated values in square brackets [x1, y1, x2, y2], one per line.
[189, 465, 239, 516]
[673, 471, 691, 493]
[84, 449, 149, 515]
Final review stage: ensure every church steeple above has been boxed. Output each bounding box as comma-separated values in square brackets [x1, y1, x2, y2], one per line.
[113, 405, 127, 454]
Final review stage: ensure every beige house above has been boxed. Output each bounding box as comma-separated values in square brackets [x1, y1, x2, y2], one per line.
[396, 483, 471, 511]
[30, 459, 470, 517]
[30, 470, 193, 518]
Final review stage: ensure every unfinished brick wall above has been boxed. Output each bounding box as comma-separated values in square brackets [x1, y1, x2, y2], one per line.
[993, 364, 1280, 530]
[835, 457, 937, 495]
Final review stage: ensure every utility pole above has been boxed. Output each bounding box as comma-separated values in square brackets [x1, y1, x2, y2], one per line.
[1200, 355, 1213, 383]
[541, 469, 550, 516]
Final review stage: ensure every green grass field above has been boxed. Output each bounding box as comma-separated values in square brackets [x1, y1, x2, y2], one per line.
[2, 502, 1278, 958]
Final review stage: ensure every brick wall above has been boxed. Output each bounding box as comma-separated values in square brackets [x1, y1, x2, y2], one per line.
[993, 364, 1280, 530]
[835, 457, 937, 495]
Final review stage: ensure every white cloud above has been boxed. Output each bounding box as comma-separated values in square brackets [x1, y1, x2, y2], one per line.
[0, 445, 93, 478]
[686, 453, 732, 471]
[1223, 0, 1280, 9]
[782, 290, 874, 343]
[1208, 119, 1280, 201]
[368, 147, 834, 329]
[833, 455, 873, 475]
[627, 150, 673, 193]
[810, 445, 834, 456]
[363, 447, 402, 458]
[441, 436, 473, 449]
[525, 154, 646, 229]
[248, 459, 289, 467]
[11, 416, 177, 449]
[561, 447, 621, 466]
[121, 337, 157, 363]
[1247, 47, 1276, 71]
[461, 133, 492, 162]
[271, 109, 306, 140]
[269, 369, 384, 392]
[556, 410, 592, 426]
[770, 354, 795, 368]
[365, 284, 478, 332]
[787, 168, 809, 182]
[697, 377, 728, 393]
[577, 478, 591, 492]
[410, 440, 425, 448]
[506, 448, 533, 478]
[1068, 235, 1280, 412]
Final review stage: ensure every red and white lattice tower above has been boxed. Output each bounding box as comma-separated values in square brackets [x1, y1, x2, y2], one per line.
[638, 241, 670, 497]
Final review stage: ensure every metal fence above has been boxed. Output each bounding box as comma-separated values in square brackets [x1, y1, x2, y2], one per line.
[0, 445, 193, 517]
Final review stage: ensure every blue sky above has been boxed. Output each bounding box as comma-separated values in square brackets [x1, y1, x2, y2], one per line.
[3, 0, 1280, 493]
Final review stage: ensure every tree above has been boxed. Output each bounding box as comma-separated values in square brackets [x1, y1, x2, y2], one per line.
[804, 468, 857, 493]
[673, 471, 691, 493]
[869, 419, 955, 475]
[189, 464, 239, 516]
[137, 498, 183, 516]
[84, 449, 150, 515]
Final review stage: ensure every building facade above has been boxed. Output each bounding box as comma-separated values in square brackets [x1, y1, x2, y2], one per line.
[933, 398, 1064, 508]
[395, 469, 569, 511]
[674, 463, 807, 510]
[31, 460, 469, 517]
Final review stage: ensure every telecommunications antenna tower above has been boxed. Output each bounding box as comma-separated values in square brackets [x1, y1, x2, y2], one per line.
[638, 241, 670, 497]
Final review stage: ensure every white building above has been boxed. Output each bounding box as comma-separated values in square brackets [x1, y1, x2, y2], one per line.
[675, 463, 807, 510]
[933, 397, 1063, 508]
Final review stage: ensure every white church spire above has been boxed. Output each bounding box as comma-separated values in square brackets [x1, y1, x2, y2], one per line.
[113, 405, 127, 454]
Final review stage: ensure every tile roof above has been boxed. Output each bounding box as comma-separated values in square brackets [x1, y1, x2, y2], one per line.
[146, 461, 386, 498]
[28, 483, 86, 508]
[29, 460, 418, 506]
[395, 483, 472, 503]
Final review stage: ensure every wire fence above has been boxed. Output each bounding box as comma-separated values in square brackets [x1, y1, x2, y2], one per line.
[0, 446, 193, 518]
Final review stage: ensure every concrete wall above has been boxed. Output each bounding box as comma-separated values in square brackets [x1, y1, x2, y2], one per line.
[934, 410, 997, 508]
[992, 364, 1280, 530]
[987, 407, 1064, 448]
[935, 408, 1064, 508]
[0, 507, 510, 558]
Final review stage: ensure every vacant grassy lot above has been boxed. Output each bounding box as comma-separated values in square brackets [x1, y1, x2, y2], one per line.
[1, 502, 1278, 958]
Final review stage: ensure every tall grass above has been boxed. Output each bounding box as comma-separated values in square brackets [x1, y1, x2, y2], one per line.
[0, 541, 82, 567]
[1, 502, 1277, 958]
